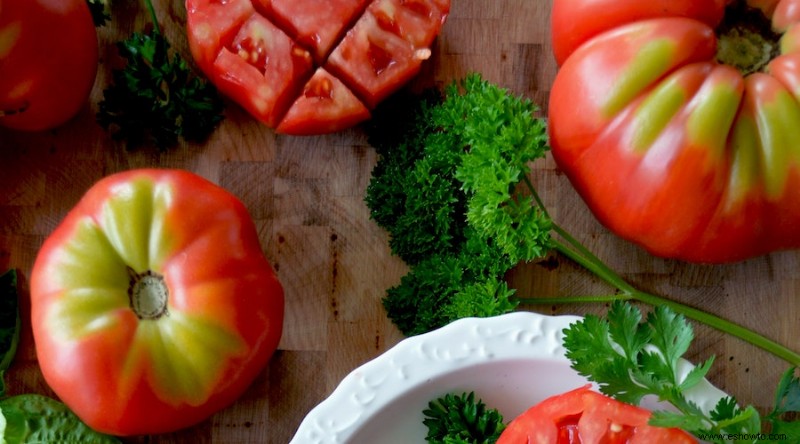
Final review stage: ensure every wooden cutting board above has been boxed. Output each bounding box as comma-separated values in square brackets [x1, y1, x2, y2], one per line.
[0, 1, 795, 442]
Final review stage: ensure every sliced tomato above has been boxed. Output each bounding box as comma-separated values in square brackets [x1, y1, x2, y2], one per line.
[326, 0, 449, 109]
[277, 67, 371, 135]
[185, 0, 450, 135]
[497, 385, 697, 444]
[255, 0, 369, 63]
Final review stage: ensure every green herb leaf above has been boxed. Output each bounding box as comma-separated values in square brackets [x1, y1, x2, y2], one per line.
[423, 392, 505, 444]
[97, 22, 224, 149]
[0, 394, 121, 443]
[563, 300, 762, 442]
[763, 367, 800, 442]
[365, 74, 550, 335]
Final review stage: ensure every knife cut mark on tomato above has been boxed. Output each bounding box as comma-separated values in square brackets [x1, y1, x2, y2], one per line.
[186, 0, 450, 135]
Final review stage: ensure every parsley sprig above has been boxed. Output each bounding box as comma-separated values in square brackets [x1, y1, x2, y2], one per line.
[365, 74, 800, 364]
[423, 392, 505, 444]
[97, 0, 225, 149]
[564, 301, 800, 443]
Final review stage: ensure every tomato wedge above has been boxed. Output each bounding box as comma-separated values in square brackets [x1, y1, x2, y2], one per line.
[497, 386, 697, 444]
[185, 0, 450, 135]
[276, 67, 371, 134]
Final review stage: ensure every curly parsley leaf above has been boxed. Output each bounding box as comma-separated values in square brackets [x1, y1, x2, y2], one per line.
[365, 74, 550, 335]
[97, 0, 224, 150]
[423, 392, 505, 444]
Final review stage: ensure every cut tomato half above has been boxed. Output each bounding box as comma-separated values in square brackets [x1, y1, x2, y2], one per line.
[186, 0, 450, 135]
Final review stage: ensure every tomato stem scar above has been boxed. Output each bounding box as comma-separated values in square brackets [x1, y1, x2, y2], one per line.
[127, 267, 169, 320]
[715, 0, 781, 76]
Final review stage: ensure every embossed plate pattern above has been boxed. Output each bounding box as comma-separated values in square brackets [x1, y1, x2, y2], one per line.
[289, 311, 727, 444]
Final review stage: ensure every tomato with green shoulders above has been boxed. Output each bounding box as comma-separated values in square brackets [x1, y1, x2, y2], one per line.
[548, 0, 800, 263]
[30, 169, 284, 436]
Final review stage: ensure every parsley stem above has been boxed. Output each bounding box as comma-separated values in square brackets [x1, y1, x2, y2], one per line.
[522, 178, 800, 366]
[143, 0, 160, 35]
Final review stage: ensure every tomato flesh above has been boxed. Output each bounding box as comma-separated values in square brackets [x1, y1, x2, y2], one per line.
[497, 386, 697, 444]
[186, 0, 450, 135]
[276, 67, 371, 134]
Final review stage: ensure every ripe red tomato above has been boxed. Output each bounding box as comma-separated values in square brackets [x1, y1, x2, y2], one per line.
[0, 0, 98, 131]
[30, 169, 284, 436]
[548, 0, 800, 262]
[497, 386, 697, 444]
[185, 0, 450, 135]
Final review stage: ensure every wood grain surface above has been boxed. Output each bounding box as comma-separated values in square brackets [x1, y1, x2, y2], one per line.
[1, 1, 796, 443]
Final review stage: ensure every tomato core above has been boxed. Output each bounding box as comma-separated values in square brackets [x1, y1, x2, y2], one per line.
[128, 268, 169, 320]
[715, 0, 781, 75]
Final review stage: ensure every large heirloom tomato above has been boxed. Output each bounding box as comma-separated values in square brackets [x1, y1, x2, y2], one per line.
[185, 0, 450, 135]
[0, 0, 98, 131]
[497, 386, 697, 444]
[549, 0, 800, 262]
[30, 169, 284, 436]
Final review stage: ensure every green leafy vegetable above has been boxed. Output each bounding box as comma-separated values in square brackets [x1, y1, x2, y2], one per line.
[0, 270, 121, 443]
[563, 301, 763, 442]
[0, 395, 120, 443]
[423, 392, 505, 444]
[764, 367, 800, 440]
[364, 73, 800, 367]
[97, 0, 224, 149]
[365, 75, 547, 334]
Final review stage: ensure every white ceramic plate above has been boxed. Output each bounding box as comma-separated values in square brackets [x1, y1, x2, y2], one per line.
[289, 311, 727, 444]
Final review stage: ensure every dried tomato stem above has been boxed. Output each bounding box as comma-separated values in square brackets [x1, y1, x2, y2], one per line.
[127, 267, 169, 320]
[715, 0, 781, 75]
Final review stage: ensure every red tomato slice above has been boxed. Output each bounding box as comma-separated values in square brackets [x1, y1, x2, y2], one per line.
[277, 67, 371, 135]
[497, 385, 697, 444]
[185, 0, 450, 135]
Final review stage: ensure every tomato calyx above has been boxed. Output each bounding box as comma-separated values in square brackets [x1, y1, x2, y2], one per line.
[127, 268, 169, 320]
[715, 0, 782, 75]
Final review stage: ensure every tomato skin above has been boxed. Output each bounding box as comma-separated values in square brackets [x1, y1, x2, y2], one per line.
[0, 0, 98, 131]
[185, 0, 450, 134]
[497, 386, 697, 444]
[30, 169, 285, 436]
[549, 0, 800, 262]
